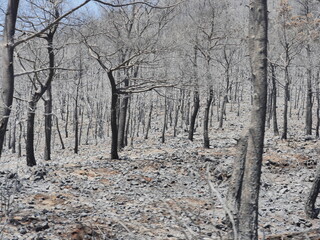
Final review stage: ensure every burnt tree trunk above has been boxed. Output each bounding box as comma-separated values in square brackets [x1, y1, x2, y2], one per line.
[282, 80, 289, 140]
[124, 99, 131, 146]
[227, 0, 268, 239]
[203, 87, 213, 148]
[305, 44, 312, 135]
[18, 121, 22, 157]
[188, 90, 200, 141]
[108, 71, 119, 159]
[0, 0, 19, 156]
[74, 77, 81, 154]
[305, 164, 320, 219]
[65, 95, 69, 138]
[26, 100, 37, 166]
[25, 11, 58, 165]
[44, 85, 52, 160]
[117, 91, 129, 150]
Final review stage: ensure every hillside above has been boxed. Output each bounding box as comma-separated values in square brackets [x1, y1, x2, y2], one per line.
[1, 116, 319, 239]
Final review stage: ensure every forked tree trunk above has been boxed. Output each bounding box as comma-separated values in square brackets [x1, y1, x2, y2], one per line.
[203, 87, 213, 148]
[227, 0, 268, 239]
[0, 0, 19, 156]
[25, 23, 57, 165]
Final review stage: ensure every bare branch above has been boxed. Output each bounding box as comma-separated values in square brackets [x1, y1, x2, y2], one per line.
[14, 0, 92, 47]
[15, 68, 81, 77]
[93, 0, 184, 9]
[119, 82, 176, 94]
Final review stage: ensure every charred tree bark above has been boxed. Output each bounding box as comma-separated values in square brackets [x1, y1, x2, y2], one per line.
[117, 91, 129, 150]
[188, 43, 199, 139]
[188, 90, 200, 141]
[8, 121, 12, 150]
[0, 0, 20, 156]
[282, 80, 289, 140]
[281, 33, 291, 140]
[305, 164, 320, 219]
[305, 44, 312, 135]
[65, 95, 69, 138]
[203, 87, 213, 148]
[44, 85, 52, 160]
[18, 121, 22, 157]
[227, 0, 268, 239]
[74, 76, 81, 154]
[26, 100, 37, 166]
[108, 71, 119, 159]
[24, 9, 58, 165]
[11, 118, 16, 153]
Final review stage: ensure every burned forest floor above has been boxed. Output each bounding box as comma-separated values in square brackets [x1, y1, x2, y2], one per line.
[1, 117, 320, 240]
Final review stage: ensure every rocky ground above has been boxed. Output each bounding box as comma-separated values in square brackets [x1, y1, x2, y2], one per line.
[0, 121, 320, 240]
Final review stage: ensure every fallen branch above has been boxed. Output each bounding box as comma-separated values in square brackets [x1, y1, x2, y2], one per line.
[206, 164, 238, 240]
